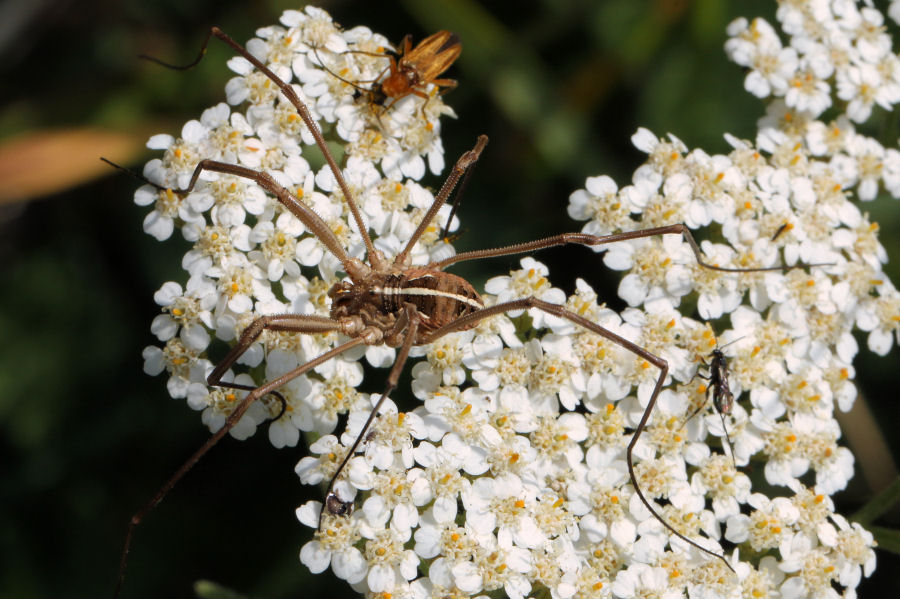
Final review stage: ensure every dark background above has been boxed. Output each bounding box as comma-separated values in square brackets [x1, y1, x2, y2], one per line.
[1, 0, 899, 597]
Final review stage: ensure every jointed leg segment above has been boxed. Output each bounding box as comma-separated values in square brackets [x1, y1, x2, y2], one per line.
[115, 20, 754, 599]
[115, 314, 363, 597]
[420, 296, 733, 570]
[429, 223, 811, 274]
[319, 303, 423, 527]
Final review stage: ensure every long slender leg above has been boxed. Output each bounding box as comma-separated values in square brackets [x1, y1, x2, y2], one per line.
[205, 314, 342, 421]
[101, 157, 368, 283]
[205, 314, 340, 387]
[393, 135, 488, 266]
[183, 158, 370, 282]
[420, 297, 734, 571]
[429, 223, 826, 273]
[141, 26, 383, 270]
[103, 154, 373, 283]
[318, 304, 421, 529]
[115, 325, 365, 598]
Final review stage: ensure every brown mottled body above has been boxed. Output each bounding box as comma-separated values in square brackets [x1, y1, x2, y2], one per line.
[329, 268, 483, 344]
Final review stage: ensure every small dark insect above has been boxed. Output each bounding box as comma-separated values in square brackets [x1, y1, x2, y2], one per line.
[688, 339, 739, 469]
[621, 339, 741, 565]
[113, 25, 830, 596]
[771, 222, 791, 241]
[706, 347, 735, 418]
[324, 493, 354, 517]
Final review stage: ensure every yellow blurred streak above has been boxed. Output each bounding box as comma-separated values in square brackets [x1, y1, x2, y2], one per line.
[0, 128, 147, 203]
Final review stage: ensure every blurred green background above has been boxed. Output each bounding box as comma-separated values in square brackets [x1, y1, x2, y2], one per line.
[2, 0, 900, 597]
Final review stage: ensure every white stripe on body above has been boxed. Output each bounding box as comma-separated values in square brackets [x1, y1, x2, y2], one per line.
[372, 286, 483, 310]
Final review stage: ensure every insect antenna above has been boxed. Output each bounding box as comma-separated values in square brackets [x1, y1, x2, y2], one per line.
[310, 43, 387, 90]
[137, 28, 216, 71]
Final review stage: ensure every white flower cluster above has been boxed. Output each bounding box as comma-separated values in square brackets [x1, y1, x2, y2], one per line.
[727, 1, 900, 123]
[137, 6, 459, 448]
[133, 3, 888, 599]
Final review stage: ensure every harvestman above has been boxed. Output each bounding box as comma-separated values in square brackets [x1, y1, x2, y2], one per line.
[115, 26, 815, 595]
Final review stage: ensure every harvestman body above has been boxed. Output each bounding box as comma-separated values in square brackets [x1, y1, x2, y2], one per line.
[113, 25, 820, 596]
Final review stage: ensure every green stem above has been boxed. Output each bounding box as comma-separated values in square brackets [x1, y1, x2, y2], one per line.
[852, 476, 900, 526]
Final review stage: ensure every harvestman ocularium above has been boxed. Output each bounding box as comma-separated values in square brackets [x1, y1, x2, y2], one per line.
[115, 26, 820, 595]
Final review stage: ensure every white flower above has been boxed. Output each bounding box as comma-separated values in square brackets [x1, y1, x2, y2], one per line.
[484, 257, 567, 330]
[603, 234, 695, 307]
[131, 5, 888, 598]
[149, 280, 216, 351]
[568, 175, 632, 235]
[611, 563, 682, 599]
[297, 501, 368, 583]
[185, 373, 269, 440]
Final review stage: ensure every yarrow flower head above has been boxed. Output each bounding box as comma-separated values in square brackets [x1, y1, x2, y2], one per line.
[134, 4, 889, 598]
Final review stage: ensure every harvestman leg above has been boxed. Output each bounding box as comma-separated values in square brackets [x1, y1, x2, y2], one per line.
[318, 304, 423, 527]
[427, 223, 809, 274]
[420, 218, 820, 561]
[115, 317, 366, 596]
[418, 297, 734, 571]
[142, 26, 383, 267]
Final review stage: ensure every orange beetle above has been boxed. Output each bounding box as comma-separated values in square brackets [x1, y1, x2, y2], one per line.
[378, 30, 461, 110]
